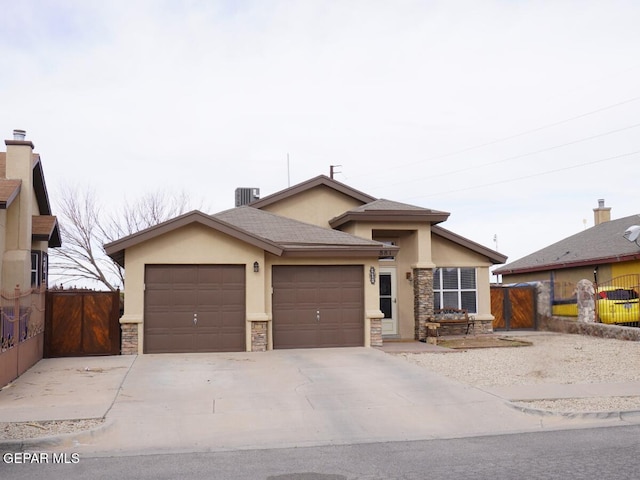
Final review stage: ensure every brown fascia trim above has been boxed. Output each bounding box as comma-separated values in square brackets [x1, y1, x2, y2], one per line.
[249, 175, 376, 209]
[32, 156, 53, 215]
[104, 211, 284, 266]
[330, 210, 450, 229]
[32, 215, 62, 247]
[0, 180, 22, 209]
[280, 243, 400, 257]
[4, 139, 35, 149]
[432, 225, 508, 265]
[494, 253, 640, 275]
[281, 248, 398, 258]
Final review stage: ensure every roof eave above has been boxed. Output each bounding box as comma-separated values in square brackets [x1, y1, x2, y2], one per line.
[0, 181, 21, 209]
[32, 155, 53, 216]
[495, 252, 640, 275]
[104, 211, 285, 266]
[330, 211, 450, 229]
[281, 245, 399, 258]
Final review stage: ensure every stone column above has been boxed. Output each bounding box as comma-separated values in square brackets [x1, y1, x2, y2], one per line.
[413, 268, 434, 341]
[121, 323, 138, 355]
[576, 279, 595, 323]
[251, 321, 268, 352]
[370, 317, 383, 347]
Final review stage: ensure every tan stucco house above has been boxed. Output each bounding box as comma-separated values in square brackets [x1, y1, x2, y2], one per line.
[0, 130, 60, 387]
[105, 175, 506, 354]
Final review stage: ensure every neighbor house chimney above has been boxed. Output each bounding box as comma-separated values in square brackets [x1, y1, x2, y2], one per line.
[593, 199, 611, 226]
[12, 129, 26, 140]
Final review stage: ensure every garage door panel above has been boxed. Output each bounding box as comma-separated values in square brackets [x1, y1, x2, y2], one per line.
[144, 265, 246, 354]
[273, 266, 364, 349]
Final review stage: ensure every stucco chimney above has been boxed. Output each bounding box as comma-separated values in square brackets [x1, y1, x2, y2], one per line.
[593, 199, 611, 226]
[3, 130, 36, 288]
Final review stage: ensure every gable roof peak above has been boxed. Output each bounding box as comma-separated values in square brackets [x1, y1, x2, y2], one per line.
[249, 174, 376, 209]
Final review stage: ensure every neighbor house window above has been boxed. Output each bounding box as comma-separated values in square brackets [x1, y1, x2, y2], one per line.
[434, 267, 477, 313]
[30, 251, 48, 288]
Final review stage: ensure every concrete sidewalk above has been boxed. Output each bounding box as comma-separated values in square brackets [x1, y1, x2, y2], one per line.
[1, 347, 638, 455]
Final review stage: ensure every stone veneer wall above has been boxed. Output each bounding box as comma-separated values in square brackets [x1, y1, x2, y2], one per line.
[539, 316, 640, 341]
[251, 321, 268, 352]
[413, 268, 434, 341]
[121, 324, 138, 355]
[370, 317, 382, 347]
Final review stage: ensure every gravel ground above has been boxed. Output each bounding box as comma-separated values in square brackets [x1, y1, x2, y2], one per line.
[398, 332, 640, 413]
[0, 419, 104, 441]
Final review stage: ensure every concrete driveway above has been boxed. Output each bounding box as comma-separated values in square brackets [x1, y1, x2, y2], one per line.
[0, 348, 621, 455]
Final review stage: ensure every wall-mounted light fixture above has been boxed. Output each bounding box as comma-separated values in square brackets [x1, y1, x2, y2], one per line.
[253, 261, 260, 273]
[369, 266, 376, 285]
[406, 272, 413, 282]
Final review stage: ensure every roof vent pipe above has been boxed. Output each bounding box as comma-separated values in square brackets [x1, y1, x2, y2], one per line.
[12, 129, 26, 140]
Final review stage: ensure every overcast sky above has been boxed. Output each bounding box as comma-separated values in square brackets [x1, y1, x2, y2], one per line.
[2, 0, 640, 270]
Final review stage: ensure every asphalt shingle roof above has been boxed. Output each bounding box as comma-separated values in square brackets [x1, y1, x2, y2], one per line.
[348, 198, 447, 213]
[494, 214, 640, 274]
[215, 206, 383, 247]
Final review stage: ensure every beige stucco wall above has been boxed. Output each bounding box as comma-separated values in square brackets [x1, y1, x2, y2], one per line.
[121, 223, 266, 353]
[2, 142, 34, 291]
[122, 222, 382, 353]
[431, 234, 495, 322]
[259, 185, 364, 228]
[340, 221, 437, 339]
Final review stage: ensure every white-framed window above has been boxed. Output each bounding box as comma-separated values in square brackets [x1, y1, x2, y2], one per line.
[31, 251, 48, 288]
[377, 239, 397, 261]
[434, 267, 477, 313]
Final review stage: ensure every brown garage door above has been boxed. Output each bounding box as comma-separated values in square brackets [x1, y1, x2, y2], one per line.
[144, 265, 245, 353]
[272, 265, 364, 349]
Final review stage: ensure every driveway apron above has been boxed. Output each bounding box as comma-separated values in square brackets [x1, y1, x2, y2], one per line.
[46, 347, 592, 455]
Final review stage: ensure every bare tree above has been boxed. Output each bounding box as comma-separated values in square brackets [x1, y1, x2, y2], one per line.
[50, 185, 200, 291]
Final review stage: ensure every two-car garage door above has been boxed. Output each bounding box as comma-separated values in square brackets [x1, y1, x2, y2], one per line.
[144, 265, 246, 353]
[143, 264, 364, 353]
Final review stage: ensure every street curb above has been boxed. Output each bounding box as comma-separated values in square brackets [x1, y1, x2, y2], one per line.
[505, 401, 640, 420]
[0, 417, 115, 452]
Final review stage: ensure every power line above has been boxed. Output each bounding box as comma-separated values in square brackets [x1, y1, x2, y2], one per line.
[354, 94, 640, 182]
[403, 150, 640, 200]
[388, 121, 640, 185]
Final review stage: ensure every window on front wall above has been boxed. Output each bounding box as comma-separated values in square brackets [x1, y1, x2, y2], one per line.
[434, 267, 477, 313]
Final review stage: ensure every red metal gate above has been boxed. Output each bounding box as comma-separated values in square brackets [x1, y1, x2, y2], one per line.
[491, 285, 537, 330]
[45, 290, 121, 357]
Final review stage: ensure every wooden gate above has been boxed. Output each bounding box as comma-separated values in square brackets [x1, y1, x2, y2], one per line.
[491, 285, 536, 330]
[44, 290, 121, 357]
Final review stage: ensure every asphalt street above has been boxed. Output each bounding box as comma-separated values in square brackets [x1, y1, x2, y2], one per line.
[2, 424, 639, 480]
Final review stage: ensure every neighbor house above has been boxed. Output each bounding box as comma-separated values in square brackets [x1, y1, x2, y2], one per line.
[105, 175, 506, 354]
[0, 130, 61, 387]
[494, 200, 640, 287]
